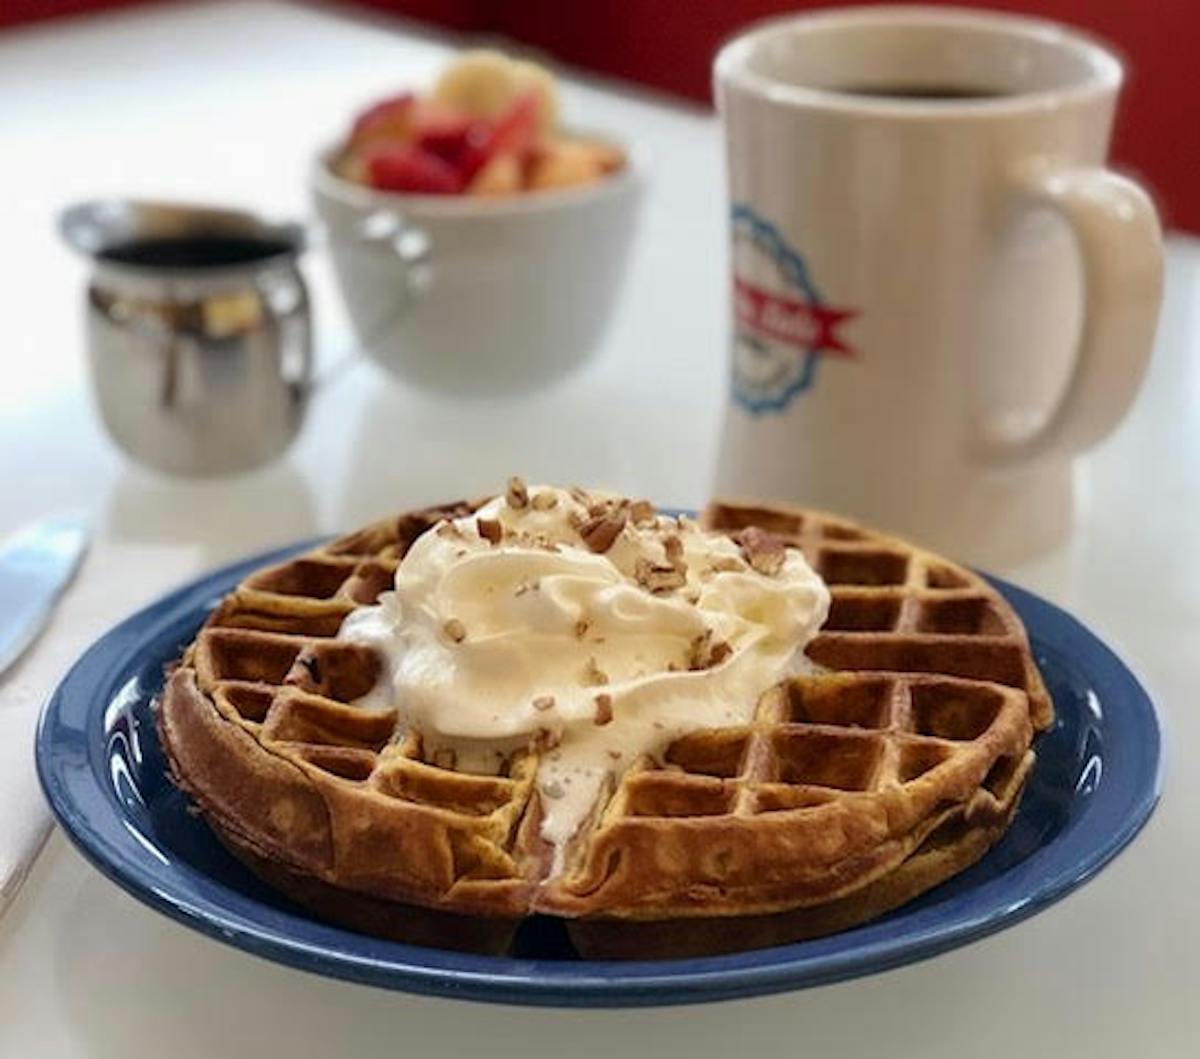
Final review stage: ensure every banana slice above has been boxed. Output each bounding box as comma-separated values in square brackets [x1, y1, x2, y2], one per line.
[434, 50, 558, 133]
[433, 50, 516, 119]
[510, 59, 559, 133]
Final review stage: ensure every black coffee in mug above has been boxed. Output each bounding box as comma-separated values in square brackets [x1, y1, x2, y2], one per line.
[835, 84, 1009, 100]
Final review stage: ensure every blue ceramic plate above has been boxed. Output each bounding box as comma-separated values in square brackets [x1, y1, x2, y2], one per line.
[36, 538, 1162, 1007]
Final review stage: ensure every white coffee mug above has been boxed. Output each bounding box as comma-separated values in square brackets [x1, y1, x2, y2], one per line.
[714, 7, 1163, 563]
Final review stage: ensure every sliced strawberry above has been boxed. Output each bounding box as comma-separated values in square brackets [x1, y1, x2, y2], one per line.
[415, 114, 472, 153]
[456, 91, 541, 182]
[349, 92, 415, 149]
[416, 116, 492, 170]
[366, 144, 464, 194]
[491, 91, 540, 157]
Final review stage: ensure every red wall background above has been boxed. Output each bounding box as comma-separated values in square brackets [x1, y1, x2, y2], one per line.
[7, 0, 1197, 231]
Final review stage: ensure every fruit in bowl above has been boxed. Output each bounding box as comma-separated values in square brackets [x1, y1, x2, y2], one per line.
[334, 51, 625, 197]
[311, 51, 641, 392]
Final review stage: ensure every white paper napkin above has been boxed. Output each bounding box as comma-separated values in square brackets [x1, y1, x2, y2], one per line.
[0, 540, 198, 916]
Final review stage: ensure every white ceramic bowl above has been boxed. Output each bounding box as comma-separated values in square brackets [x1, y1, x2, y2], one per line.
[310, 137, 643, 394]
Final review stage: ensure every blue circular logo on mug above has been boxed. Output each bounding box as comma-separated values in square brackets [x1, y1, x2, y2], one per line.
[730, 205, 857, 415]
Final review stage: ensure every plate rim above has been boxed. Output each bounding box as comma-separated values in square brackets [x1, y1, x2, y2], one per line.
[35, 536, 1164, 1007]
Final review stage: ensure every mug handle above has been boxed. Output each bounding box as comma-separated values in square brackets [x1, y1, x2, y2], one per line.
[305, 210, 434, 389]
[308, 209, 432, 274]
[978, 163, 1163, 464]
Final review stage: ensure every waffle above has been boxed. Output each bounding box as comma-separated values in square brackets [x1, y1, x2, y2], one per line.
[157, 496, 1051, 957]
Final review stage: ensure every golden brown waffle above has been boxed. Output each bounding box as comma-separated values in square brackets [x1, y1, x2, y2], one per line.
[567, 776, 1028, 958]
[157, 496, 1051, 957]
[703, 501, 1051, 730]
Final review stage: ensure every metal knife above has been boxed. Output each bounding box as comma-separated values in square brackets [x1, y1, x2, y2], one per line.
[0, 512, 90, 677]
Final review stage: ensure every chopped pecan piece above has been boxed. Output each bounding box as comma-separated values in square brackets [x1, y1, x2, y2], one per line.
[593, 693, 614, 726]
[506, 476, 529, 509]
[442, 618, 467, 642]
[736, 526, 786, 576]
[574, 618, 591, 639]
[582, 656, 609, 686]
[580, 510, 627, 553]
[709, 640, 733, 666]
[476, 516, 503, 545]
[531, 490, 558, 511]
[532, 695, 556, 712]
[432, 747, 457, 770]
[635, 557, 687, 593]
[688, 630, 733, 670]
[629, 499, 656, 525]
[663, 534, 684, 566]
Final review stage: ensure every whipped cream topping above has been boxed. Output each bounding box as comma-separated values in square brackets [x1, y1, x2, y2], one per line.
[339, 483, 830, 873]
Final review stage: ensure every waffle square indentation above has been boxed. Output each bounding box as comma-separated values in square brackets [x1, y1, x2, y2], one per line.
[897, 740, 954, 782]
[326, 524, 396, 558]
[292, 744, 377, 782]
[202, 631, 301, 683]
[982, 753, 1024, 799]
[818, 549, 909, 586]
[344, 561, 395, 604]
[374, 762, 517, 816]
[245, 559, 355, 600]
[752, 784, 838, 813]
[782, 678, 893, 729]
[770, 730, 883, 790]
[915, 596, 1005, 635]
[926, 563, 970, 589]
[217, 683, 274, 722]
[283, 643, 382, 701]
[707, 504, 805, 537]
[824, 594, 903, 631]
[662, 730, 751, 778]
[910, 683, 1003, 741]
[261, 696, 397, 750]
[624, 774, 736, 818]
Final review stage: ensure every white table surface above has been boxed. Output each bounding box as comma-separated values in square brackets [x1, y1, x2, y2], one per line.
[1, 1, 1197, 1054]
